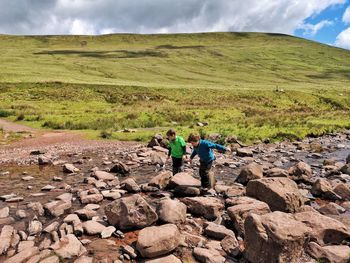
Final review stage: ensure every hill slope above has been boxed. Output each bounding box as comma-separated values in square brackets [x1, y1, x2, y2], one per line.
[0, 33, 349, 143]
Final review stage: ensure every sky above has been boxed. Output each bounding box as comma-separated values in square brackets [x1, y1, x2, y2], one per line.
[0, 0, 350, 50]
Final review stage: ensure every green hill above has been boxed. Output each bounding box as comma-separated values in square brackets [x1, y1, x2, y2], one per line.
[0, 32, 349, 142]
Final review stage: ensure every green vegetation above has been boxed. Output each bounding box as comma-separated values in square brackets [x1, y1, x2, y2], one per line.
[0, 32, 349, 143]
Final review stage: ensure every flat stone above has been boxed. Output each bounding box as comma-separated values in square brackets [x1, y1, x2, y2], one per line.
[0, 207, 10, 218]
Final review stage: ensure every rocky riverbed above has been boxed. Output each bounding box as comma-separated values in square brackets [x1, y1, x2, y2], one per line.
[0, 131, 350, 263]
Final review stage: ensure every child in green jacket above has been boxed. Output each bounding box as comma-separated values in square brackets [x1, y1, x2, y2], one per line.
[166, 129, 187, 175]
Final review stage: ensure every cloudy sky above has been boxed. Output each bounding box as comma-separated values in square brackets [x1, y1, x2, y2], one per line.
[0, 0, 350, 49]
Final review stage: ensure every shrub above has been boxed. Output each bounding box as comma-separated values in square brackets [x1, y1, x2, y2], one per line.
[0, 109, 14, 117]
[100, 129, 113, 139]
[16, 113, 25, 121]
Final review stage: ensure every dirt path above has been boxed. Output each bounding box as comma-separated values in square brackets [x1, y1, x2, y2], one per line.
[0, 118, 140, 164]
[0, 118, 36, 133]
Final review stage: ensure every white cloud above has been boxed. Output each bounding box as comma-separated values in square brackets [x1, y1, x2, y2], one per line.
[343, 6, 350, 23]
[335, 27, 350, 49]
[0, 0, 346, 35]
[300, 20, 334, 36]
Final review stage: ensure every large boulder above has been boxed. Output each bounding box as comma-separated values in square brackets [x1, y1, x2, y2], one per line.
[311, 179, 341, 200]
[288, 161, 313, 183]
[293, 211, 350, 245]
[168, 172, 201, 189]
[120, 178, 140, 193]
[168, 172, 201, 196]
[136, 224, 180, 258]
[235, 163, 263, 185]
[246, 177, 304, 212]
[110, 161, 130, 175]
[307, 242, 350, 263]
[244, 211, 311, 263]
[227, 198, 271, 236]
[333, 183, 350, 200]
[105, 194, 158, 230]
[149, 171, 172, 189]
[340, 164, 350, 175]
[182, 197, 224, 220]
[157, 199, 187, 224]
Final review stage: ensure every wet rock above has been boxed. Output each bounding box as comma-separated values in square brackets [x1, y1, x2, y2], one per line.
[236, 163, 263, 185]
[244, 211, 311, 263]
[144, 255, 181, 263]
[182, 197, 224, 220]
[227, 198, 271, 236]
[288, 161, 313, 183]
[157, 198, 187, 224]
[236, 148, 253, 157]
[75, 208, 98, 220]
[38, 155, 51, 165]
[307, 242, 350, 263]
[340, 164, 350, 175]
[221, 235, 240, 257]
[121, 178, 141, 193]
[101, 226, 116, 238]
[44, 200, 72, 217]
[0, 225, 14, 255]
[203, 222, 235, 240]
[105, 194, 158, 230]
[136, 224, 180, 258]
[311, 179, 341, 200]
[247, 177, 304, 212]
[28, 218, 42, 235]
[0, 206, 9, 218]
[110, 161, 130, 175]
[333, 183, 350, 200]
[41, 185, 56, 191]
[4, 247, 39, 263]
[193, 247, 225, 263]
[149, 171, 172, 189]
[264, 167, 289, 177]
[92, 170, 116, 181]
[293, 211, 350, 245]
[82, 220, 106, 235]
[51, 234, 87, 259]
[63, 163, 79, 173]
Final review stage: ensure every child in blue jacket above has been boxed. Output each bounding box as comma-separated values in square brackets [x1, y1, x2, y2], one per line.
[188, 133, 230, 189]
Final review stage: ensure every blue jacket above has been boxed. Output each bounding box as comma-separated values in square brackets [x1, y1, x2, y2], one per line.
[190, 139, 226, 164]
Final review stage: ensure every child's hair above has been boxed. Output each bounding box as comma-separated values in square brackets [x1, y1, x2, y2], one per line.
[188, 133, 200, 143]
[166, 129, 176, 137]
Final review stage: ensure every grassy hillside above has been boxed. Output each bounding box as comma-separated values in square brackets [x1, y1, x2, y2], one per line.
[0, 32, 349, 143]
